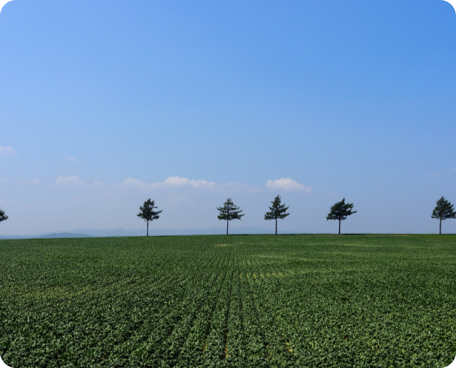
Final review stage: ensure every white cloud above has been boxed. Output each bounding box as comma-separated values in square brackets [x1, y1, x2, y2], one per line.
[0, 146, 17, 156]
[55, 176, 84, 186]
[266, 178, 312, 193]
[163, 176, 216, 188]
[67, 157, 76, 162]
[31, 178, 42, 185]
[94, 181, 105, 186]
[122, 176, 216, 190]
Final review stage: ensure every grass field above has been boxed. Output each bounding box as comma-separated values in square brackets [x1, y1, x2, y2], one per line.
[0, 234, 455, 367]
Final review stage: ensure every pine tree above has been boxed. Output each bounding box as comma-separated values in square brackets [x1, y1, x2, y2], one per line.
[326, 198, 357, 235]
[217, 198, 244, 235]
[264, 195, 290, 235]
[0, 208, 8, 224]
[137, 199, 162, 237]
[431, 196, 456, 235]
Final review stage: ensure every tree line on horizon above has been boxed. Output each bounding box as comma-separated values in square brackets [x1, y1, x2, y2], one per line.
[0, 196, 454, 237]
[135, 195, 456, 236]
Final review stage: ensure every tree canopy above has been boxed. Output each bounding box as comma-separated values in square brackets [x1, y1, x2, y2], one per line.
[217, 198, 244, 235]
[326, 198, 357, 235]
[431, 196, 456, 234]
[137, 199, 162, 237]
[0, 208, 8, 223]
[264, 195, 290, 235]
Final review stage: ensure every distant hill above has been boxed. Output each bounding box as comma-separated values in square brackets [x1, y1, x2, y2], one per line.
[38, 233, 92, 239]
[0, 226, 299, 239]
[72, 226, 286, 237]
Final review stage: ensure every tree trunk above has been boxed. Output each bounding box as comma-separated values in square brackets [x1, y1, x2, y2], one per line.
[440, 219, 442, 235]
[275, 218, 277, 235]
[338, 219, 341, 235]
[226, 220, 229, 235]
[147, 220, 149, 237]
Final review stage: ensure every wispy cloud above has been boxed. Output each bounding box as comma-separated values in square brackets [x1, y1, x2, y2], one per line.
[0, 145, 17, 156]
[122, 176, 216, 190]
[67, 157, 76, 162]
[163, 176, 216, 188]
[266, 178, 312, 193]
[121, 176, 312, 194]
[121, 178, 151, 189]
[55, 176, 84, 186]
[37, 175, 313, 194]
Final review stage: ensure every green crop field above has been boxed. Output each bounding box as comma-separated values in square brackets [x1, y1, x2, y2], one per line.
[1, 235, 456, 367]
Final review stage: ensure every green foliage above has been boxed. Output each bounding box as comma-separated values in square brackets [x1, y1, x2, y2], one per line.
[264, 195, 290, 235]
[217, 198, 244, 235]
[137, 198, 162, 222]
[0, 208, 8, 223]
[137, 199, 162, 236]
[1, 235, 456, 367]
[431, 196, 456, 234]
[326, 198, 357, 221]
[217, 198, 244, 221]
[326, 198, 357, 234]
[432, 196, 456, 221]
[264, 195, 290, 221]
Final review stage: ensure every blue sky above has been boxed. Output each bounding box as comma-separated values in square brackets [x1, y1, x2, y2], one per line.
[0, 0, 456, 235]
